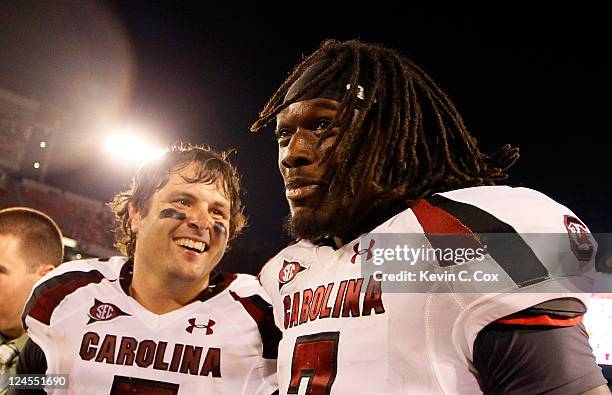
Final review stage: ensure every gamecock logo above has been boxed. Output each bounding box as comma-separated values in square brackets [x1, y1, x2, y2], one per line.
[564, 215, 594, 262]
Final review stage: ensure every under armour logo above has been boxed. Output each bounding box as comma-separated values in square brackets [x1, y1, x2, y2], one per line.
[351, 239, 375, 264]
[186, 318, 215, 335]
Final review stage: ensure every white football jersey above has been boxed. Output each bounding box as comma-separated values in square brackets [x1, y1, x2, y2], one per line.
[23, 256, 279, 395]
[258, 186, 597, 394]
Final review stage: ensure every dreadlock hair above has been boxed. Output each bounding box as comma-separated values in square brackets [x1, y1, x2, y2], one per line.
[109, 143, 247, 260]
[251, 39, 519, 212]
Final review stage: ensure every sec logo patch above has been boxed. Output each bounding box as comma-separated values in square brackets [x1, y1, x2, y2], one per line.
[278, 260, 308, 290]
[87, 299, 130, 324]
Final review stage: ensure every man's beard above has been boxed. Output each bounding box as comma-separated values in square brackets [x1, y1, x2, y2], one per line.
[283, 194, 401, 244]
[283, 211, 335, 242]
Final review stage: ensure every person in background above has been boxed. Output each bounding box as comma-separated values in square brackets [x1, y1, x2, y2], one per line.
[0, 207, 63, 394]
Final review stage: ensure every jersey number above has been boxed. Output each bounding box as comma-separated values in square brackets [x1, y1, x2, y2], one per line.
[110, 375, 179, 394]
[288, 331, 340, 395]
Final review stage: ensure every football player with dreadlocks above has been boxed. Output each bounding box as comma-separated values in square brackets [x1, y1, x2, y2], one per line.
[252, 40, 608, 394]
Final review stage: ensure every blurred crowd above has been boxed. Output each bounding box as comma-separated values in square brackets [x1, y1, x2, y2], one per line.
[0, 174, 115, 253]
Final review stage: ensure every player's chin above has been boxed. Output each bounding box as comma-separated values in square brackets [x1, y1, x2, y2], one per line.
[285, 208, 333, 241]
[172, 264, 211, 283]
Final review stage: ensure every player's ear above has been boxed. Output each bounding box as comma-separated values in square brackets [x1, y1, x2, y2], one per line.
[128, 203, 141, 235]
[35, 263, 56, 278]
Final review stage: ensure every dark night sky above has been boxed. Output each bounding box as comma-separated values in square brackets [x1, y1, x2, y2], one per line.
[3, 3, 610, 265]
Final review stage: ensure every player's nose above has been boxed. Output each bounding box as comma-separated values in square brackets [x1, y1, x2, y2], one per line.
[280, 128, 317, 169]
[187, 204, 214, 232]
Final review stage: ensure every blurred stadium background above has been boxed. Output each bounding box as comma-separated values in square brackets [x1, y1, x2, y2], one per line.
[0, 88, 117, 261]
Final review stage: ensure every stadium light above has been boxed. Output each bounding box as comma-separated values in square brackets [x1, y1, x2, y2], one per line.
[105, 134, 165, 162]
[62, 236, 77, 248]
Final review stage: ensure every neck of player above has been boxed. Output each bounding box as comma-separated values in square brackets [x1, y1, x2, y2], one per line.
[129, 264, 210, 315]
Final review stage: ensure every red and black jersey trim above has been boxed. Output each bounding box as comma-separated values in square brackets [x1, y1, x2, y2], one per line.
[413, 194, 549, 287]
[197, 271, 238, 302]
[230, 290, 281, 360]
[22, 270, 106, 328]
[495, 313, 583, 327]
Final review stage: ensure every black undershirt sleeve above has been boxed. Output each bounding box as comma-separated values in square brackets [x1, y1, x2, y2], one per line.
[473, 322, 607, 394]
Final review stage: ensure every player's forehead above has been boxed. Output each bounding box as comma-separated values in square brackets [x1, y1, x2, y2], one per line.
[276, 98, 341, 123]
[0, 233, 26, 270]
[0, 233, 20, 251]
[160, 162, 231, 204]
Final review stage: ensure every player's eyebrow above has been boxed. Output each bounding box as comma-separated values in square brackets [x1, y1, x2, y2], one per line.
[168, 191, 230, 210]
[167, 191, 197, 201]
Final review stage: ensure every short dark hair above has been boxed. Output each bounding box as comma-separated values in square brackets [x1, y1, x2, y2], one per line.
[252, 39, 519, 209]
[0, 207, 64, 270]
[109, 144, 247, 260]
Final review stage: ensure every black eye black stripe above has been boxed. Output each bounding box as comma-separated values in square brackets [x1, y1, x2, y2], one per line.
[160, 208, 186, 220]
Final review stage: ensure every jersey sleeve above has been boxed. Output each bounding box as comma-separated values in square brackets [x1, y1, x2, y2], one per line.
[229, 274, 281, 394]
[20, 259, 110, 374]
[257, 256, 287, 332]
[229, 274, 282, 359]
[431, 187, 599, 362]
